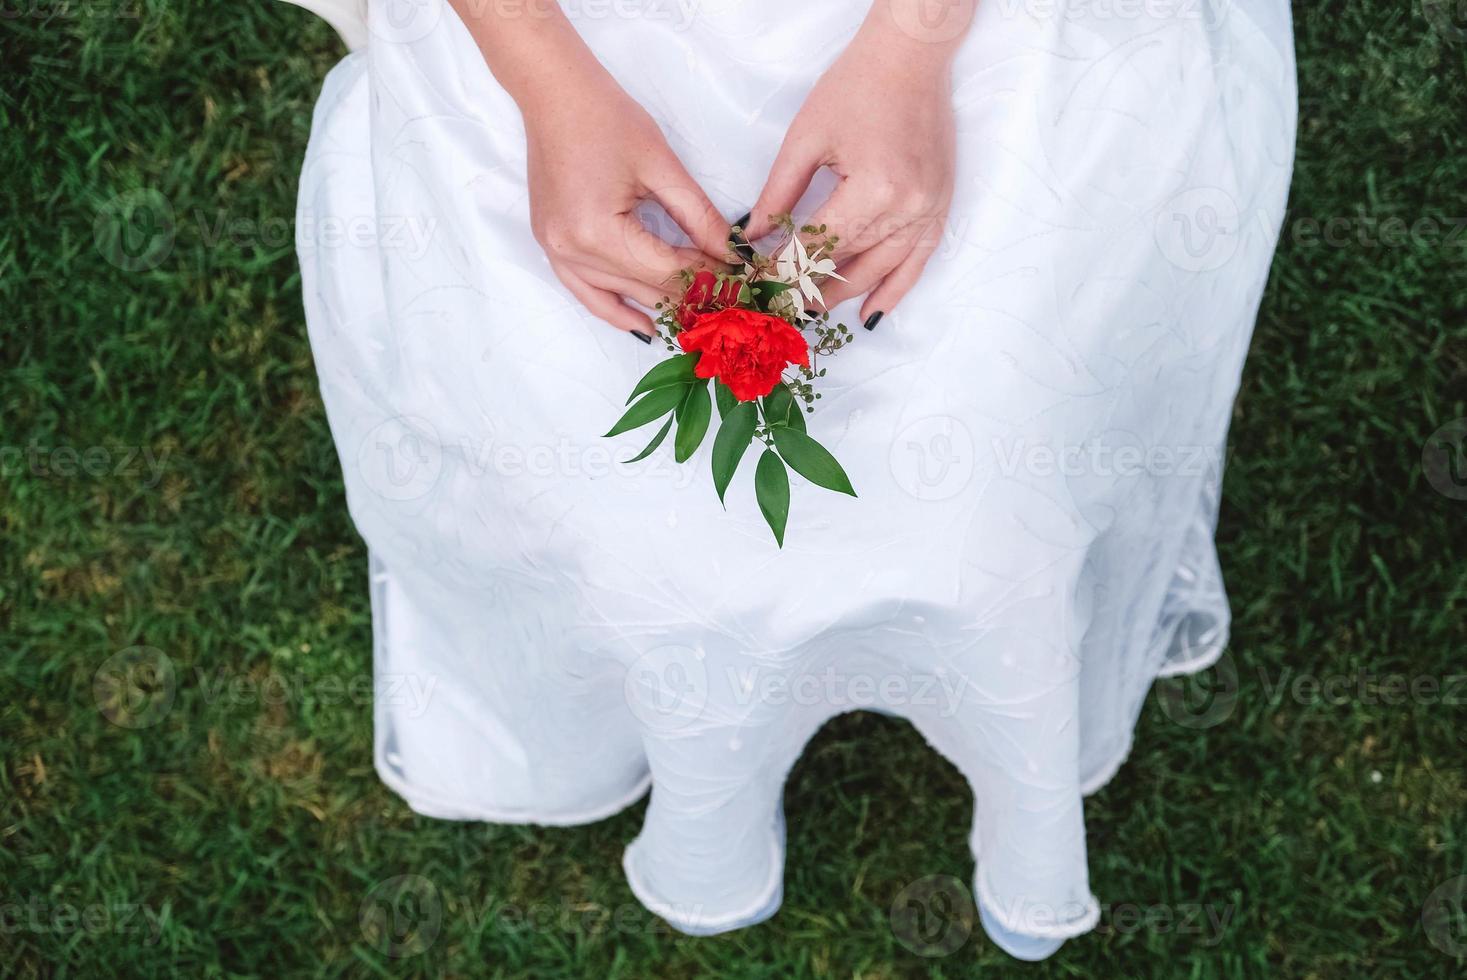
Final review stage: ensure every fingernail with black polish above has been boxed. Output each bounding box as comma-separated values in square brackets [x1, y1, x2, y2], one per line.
[734, 211, 751, 231]
[863, 311, 884, 331]
[631, 330, 654, 344]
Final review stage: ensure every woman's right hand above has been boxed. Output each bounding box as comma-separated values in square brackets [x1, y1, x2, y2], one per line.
[522, 76, 734, 337]
[451, 0, 732, 338]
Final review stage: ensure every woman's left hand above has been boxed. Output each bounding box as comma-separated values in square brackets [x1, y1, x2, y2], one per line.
[743, 0, 975, 327]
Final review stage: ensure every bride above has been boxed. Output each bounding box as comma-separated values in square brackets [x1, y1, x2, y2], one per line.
[295, 0, 1296, 959]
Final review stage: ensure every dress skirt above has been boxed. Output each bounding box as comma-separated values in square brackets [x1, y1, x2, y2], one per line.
[295, 0, 1296, 953]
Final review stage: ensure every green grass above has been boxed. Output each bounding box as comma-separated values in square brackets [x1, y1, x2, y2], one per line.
[3, 2, 1466, 976]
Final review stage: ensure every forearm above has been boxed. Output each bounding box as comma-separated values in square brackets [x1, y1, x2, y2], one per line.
[447, 0, 611, 111]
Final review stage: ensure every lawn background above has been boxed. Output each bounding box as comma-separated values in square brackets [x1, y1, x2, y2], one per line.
[3, 1, 1466, 976]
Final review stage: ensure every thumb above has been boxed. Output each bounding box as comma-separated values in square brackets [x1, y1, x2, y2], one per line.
[745, 138, 823, 241]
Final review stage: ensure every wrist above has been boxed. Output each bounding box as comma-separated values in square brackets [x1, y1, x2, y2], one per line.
[451, 0, 613, 113]
[858, 0, 976, 68]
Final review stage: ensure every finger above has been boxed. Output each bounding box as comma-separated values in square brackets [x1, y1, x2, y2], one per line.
[552, 261, 654, 335]
[555, 217, 722, 297]
[572, 261, 666, 311]
[817, 232, 917, 309]
[746, 136, 824, 240]
[614, 216, 732, 293]
[804, 182, 899, 264]
[644, 159, 734, 261]
[861, 229, 941, 321]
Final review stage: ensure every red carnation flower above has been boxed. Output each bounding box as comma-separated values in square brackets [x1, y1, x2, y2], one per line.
[677, 307, 810, 402]
[676, 269, 742, 328]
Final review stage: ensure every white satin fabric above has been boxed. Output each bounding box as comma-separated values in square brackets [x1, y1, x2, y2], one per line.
[296, 0, 1295, 955]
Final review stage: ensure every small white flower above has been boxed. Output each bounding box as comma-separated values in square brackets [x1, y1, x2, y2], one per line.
[776, 235, 845, 308]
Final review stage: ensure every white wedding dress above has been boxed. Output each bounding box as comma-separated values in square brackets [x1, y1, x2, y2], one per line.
[296, 0, 1295, 957]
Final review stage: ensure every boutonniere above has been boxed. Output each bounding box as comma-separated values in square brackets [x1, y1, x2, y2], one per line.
[606, 217, 857, 546]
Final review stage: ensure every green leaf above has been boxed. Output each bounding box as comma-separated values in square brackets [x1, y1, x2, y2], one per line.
[605, 383, 687, 438]
[674, 380, 712, 463]
[714, 382, 737, 419]
[771, 427, 856, 496]
[711, 401, 758, 504]
[749, 280, 795, 305]
[762, 384, 805, 432]
[624, 415, 674, 462]
[625, 353, 698, 405]
[755, 449, 789, 547]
